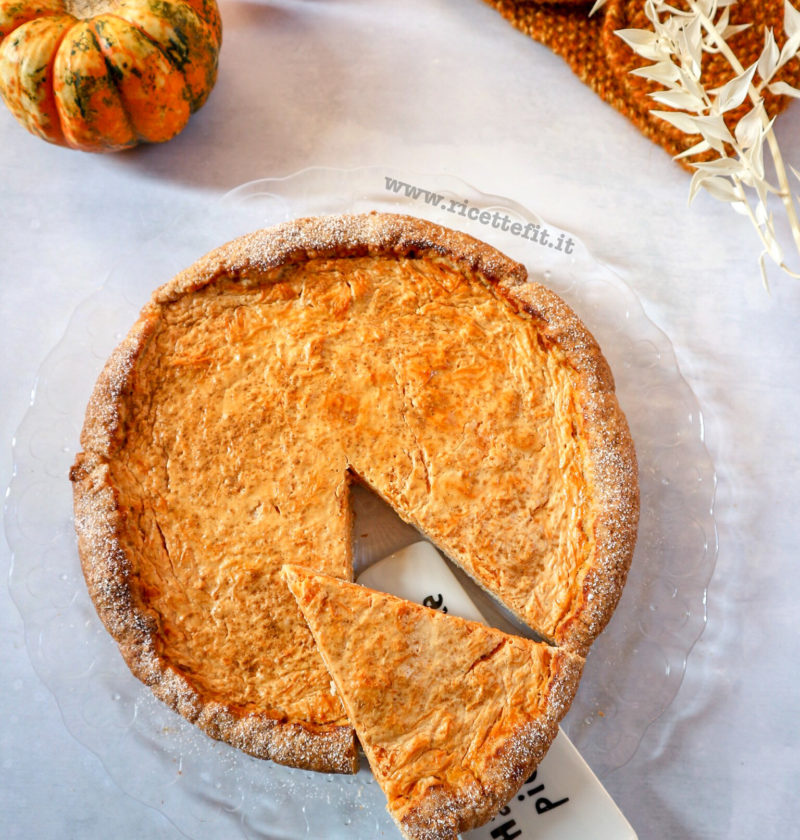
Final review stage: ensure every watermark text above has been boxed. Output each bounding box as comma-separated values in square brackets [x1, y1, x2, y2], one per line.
[384, 176, 575, 255]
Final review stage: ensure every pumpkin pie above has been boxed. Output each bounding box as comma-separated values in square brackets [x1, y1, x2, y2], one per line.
[69, 212, 638, 774]
[283, 563, 584, 840]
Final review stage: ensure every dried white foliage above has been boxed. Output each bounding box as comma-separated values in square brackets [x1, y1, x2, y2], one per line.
[592, 0, 800, 284]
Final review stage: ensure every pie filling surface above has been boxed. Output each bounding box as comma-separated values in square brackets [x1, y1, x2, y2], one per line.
[70, 213, 638, 774]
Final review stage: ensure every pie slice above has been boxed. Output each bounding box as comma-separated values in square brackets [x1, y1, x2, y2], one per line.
[70, 212, 637, 772]
[282, 564, 584, 840]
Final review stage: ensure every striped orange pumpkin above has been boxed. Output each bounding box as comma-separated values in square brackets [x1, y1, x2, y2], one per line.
[0, 0, 221, 151]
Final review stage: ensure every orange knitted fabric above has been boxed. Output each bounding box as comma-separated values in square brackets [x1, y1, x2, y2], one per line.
[484, 0, 800, 165]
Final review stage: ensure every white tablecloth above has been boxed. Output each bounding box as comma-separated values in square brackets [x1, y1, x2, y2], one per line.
[2, 2, 799, 838]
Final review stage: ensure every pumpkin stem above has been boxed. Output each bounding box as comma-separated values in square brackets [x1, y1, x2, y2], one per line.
[65, 0, 121, 20]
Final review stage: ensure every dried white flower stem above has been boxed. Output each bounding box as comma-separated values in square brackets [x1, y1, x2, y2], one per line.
[685, 0, 800, 264]
[590, 0, 800, 282]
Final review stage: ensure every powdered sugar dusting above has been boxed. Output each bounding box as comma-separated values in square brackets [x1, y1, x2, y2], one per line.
[505, 279, 640, 655]
[79, 315, 156, 457]
[156, 212, 529, 304]
[69, 212, 638, 822]
[70, 454, 358, 772]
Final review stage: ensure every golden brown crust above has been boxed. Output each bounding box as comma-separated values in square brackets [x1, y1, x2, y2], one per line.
[70, 211, 637, 776]
[150, 211, 530, 308]
[509, 281, 640, 653]
[283, 564, 584, 840]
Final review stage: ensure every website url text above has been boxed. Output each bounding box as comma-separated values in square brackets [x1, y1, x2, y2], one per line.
[384, 177, 575, 255]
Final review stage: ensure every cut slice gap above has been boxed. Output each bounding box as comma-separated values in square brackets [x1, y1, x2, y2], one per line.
[348, 478, 421, 576]
[71, 213, 637, 772]
[349, 480, 548, 643]
[282, 564, 584, 840]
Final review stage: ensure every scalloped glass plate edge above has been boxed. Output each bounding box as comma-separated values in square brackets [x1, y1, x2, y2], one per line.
[4, 165, 718, 840]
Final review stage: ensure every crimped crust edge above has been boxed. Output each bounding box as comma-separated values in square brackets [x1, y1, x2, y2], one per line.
[70, 211, 637, 776]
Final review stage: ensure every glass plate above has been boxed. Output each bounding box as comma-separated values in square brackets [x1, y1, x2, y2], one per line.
[5, 166, 717, 840]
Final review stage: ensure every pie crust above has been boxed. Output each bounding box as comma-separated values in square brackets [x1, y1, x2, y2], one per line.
[284, 564, 584, 840]
[69, 212, 638, 775]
